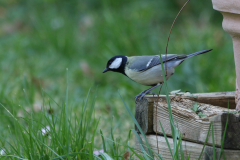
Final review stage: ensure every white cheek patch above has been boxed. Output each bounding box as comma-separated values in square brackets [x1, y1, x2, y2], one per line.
[109, 58, 122, 69]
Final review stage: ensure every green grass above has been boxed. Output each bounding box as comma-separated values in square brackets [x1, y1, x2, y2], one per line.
[0, 0, 235, 159]
[0, 83, 134, 159]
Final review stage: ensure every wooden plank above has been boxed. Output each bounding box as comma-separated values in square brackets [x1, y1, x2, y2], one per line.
[153, 97, 223, 147]
[135, 135, 240, 160]
[145, 91, 235, 109]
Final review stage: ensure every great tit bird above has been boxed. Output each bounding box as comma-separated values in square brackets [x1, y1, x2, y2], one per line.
[103, 49, 212, 102]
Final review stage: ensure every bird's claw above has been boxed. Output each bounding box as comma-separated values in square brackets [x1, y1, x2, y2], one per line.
[135, 92, 158, 103]
[135, 94, 144, 103]
[135, 95, 140, 103]
[135, 91, 149, 103]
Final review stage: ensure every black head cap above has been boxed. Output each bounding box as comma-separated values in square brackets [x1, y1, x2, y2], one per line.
[103, 55, 127, 75]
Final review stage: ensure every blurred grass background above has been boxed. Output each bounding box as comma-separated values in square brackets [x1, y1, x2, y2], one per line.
[0, 0, 235, 148]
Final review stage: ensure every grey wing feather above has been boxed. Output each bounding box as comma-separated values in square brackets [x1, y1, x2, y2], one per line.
[128, 54, 186, 71]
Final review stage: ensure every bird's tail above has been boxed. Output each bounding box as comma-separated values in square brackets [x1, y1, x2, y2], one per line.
[185, 49, 212, 59]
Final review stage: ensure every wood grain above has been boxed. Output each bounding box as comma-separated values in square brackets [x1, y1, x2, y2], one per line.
[152, 97, 240, 148]
[153, 97, 226, 147]
[135, 135, 240, 160]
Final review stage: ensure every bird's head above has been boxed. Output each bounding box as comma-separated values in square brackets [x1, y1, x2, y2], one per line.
[103, 55, 127, 74]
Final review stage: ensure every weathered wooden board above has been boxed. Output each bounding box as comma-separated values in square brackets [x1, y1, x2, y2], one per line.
[180, 92, 235, 108]
[154, 97, 226, 147]
[135, 92, 240, 149]
[145, 91, 236, 109]
[135, 135, 240, 160]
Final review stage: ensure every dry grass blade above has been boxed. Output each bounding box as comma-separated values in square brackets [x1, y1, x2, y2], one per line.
[156, 0, 191, 156]
[164, 0, 191, 74]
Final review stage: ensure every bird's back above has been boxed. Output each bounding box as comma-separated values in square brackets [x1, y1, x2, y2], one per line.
[127, 54, 185, 72]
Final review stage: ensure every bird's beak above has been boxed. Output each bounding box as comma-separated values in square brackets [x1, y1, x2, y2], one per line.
[103, 68, 109, 73]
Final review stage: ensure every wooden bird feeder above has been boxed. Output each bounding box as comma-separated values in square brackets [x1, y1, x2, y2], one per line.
[135, 93, 240, 159]
[134, 0, 240, 159]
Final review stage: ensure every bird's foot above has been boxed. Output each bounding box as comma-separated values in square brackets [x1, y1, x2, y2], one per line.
[135, 92, 158, 103]
[135, 90, 150, 103]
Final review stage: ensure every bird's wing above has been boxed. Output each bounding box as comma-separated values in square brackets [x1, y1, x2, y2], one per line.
[128, 54, 186, 72]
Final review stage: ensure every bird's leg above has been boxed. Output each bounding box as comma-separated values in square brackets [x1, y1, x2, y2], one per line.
[135, 83, 162, 103]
